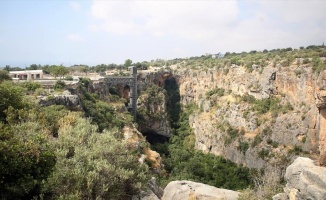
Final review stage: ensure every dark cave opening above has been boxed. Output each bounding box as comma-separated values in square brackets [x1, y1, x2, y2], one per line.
[142, 130, 169, 145]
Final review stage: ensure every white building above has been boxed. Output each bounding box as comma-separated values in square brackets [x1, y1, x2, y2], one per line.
[9, 70, 43, 80]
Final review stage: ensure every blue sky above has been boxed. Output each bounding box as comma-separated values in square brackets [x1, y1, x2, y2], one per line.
[1, 0, 326, 67]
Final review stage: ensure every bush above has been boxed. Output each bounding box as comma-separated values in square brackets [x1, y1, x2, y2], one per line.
[0, 70, 12, 83]
[252, 135, 262, 147]
[42, 117, 149, 199]
[312, 57, 326, 74]
[238, 169, 283, 200]
[0, 122, 56, 199]
[20, 81, 42, 92]
[206, 87, 225, 98]
[53, 80, 66, 90]
[238, 141, 249, 154]
[64, 75, 73, 81]
[0, 82, 24, 122]
[258, 148, 270, 160]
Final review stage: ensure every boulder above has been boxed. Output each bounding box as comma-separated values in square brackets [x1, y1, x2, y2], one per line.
[274, 157, 326, 200]
[162, 180, 239, 200]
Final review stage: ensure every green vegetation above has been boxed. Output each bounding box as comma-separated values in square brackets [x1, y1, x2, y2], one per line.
[137, 85, 166, 127]
[0, 81, 25, 122]
[0, 122, 56, 199]
[78, 78, 127, 132]
[0, 70, 12, 83]
[238, 169, 283, 200]
[164, 77, 181, 128]
[240, 94, 293, 117]
[251, 135, 262, 147]
[312, 57, 326, 74]
[42, 116, 149, 199]
[206, 87, 225, 98]
[19, 81, 42, 92]
[258, 148, 270, 160]
[124, 58, 133, 68]
[238, 140, 250, 155]
[64, 75, 73, 81]
[0, 79, 149, 199]
[153, 103, 253, 190]
[49, 65, 69, 79]
[288, 145, 303, 155]
[53, 80, 66, 90]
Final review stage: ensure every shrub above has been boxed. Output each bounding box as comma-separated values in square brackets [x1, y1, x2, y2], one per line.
[42, 118, 149, 199]
[227, 126, 239, 139]
[20, 81, 42, 92]
[0, 70, 12, 83]
[238, 141, 250, 155]
[252, 135, 262, 147]
[258, 148, 270, 160]
[312, 57, 326, 74]
[238, 169, 283, 200]
[0, 122, 56, 199]
[64, 75, 73, 81]
[206, 87, 225, 98]
[53, 80, 66, 90]
[0, 82, 24, 122]
[288, 145, 303, 155]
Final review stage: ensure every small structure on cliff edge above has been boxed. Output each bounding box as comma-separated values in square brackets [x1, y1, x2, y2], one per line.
[106, 66, 137, 120]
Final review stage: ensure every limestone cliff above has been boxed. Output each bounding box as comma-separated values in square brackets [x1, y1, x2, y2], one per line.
[137, 85, 170, 138]
[172, 60, 326, 168]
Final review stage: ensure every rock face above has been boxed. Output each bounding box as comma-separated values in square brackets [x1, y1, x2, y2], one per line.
[171, 63, 326, 169]
[274, 157, 326, 200]
[161, 180, 239, 200]
[137, 86, 170, 137]
[38, 92, 81, 110]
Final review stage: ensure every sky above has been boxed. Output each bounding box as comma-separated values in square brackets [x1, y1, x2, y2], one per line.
[0, 0, 326, 67]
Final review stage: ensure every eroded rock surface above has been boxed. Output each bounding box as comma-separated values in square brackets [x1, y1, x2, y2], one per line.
[274, 157, 326, 200]
[162, 180, 239, 200]
[38, 92, 81, 110]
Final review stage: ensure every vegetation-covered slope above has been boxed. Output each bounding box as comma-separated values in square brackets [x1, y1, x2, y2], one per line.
[0, 78, 149, 199]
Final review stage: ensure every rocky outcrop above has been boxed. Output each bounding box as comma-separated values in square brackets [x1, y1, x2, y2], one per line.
[274, 157, 326, 200]
[161, 180, 239, 200]
[38, 91, 81, 110]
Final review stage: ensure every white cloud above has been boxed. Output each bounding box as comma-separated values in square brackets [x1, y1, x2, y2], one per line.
[66, 33, 83, 41]
[90, 0, 239, 37]
[70, 1, 81, 11]
[89, 0, 326, 53]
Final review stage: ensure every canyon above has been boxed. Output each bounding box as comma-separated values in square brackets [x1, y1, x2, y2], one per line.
[135, 59, 326, 171]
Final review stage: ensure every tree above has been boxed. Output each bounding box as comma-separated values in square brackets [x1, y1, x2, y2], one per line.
[50, 65, 69, 79]
[28, 64, 38, 70]
[4, 65, 11, 71]
[80, 65, 89, 76]
[0, 82, 24, 122]
[124, 59, 133, 68]
[0, 70, 12, 83]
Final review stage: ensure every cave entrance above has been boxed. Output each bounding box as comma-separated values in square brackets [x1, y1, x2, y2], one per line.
[142, 130, 169, 145]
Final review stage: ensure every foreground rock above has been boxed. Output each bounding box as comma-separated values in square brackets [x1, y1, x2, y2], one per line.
[38, 90, 81, 110]
[162, 180, 239, 200]
[274, 157, 326, 200]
